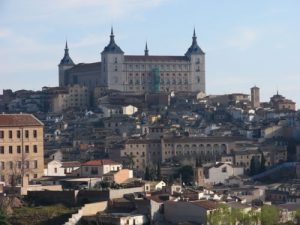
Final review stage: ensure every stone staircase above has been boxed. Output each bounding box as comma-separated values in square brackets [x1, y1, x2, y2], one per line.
[64, 201, 107, 225]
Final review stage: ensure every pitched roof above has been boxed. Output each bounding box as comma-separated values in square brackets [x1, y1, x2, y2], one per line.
[191, 200, 219, 210]
[61, 161, 81, 168]
[124, 55, 189, 62]
[0, 114, 43, 127]
[81, 159, 121, 166]
[67, 62, 101, 73]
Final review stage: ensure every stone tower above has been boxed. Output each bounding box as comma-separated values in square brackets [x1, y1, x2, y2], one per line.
[101, 27, 125, 91]
[194, 158, 205, 186]
[251, 86, 260, 109]
[185, 28, 205, 93]
[58, 41, 75, 87]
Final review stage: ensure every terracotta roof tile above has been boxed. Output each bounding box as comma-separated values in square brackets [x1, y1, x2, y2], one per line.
[0, 114, 43, 127]
[61, 161, 81, 168]
[191, 200, 219, 210]
[82, 159, 121, 166]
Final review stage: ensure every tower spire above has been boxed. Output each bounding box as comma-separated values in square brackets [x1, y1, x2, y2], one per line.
[65, 40, 69, 54]
[110, 26, 115, 44]
[59, 41, 74, 65]
[144, 41, 149, 56]
[192, 27, 197, 44]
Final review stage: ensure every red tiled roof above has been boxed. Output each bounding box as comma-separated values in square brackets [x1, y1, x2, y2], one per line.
[191, 200, 219, 210]
[82, 159, 120, 166]
[0, 114, 43, 127]
[61, 161, 81, 168]
[124, 55, 189, 62]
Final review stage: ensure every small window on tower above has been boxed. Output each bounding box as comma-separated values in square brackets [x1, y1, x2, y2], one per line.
[115, 66, 118, 71]
[114, 57, 117, 63]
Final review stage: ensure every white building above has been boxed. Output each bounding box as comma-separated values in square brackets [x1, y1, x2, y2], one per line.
[99, 104, 138, 118]
[79, 159, 122, 177]
[44, 160, 81, 176]
[195, 162, 244, 186]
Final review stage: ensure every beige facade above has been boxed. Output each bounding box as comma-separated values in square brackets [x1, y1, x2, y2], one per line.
[59, 29, 206, 95]
[52, 84, 89, 112]
[0, 114, 44, 185]
[121, 137, 250, 172]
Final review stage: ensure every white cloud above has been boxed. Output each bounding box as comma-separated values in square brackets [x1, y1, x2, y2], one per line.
[228, 27, 260, 50]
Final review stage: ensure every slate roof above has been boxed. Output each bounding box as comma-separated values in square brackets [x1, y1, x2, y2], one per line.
[185, 29, 205, 56]
[59, 42, 75, 65]
[67, 62, 101, 73]
[102, 29, 124, 54]
[0, 114, 44, 127]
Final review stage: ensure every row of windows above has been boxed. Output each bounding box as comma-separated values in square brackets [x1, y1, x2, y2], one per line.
[0, 129, 38, 139]
[0, 174, 38, 182]
[0, 160, 38, 170]
[128, 78, 189, 85]
[129, 143, 226, 150]
[127, 64, 190, 70]
[0, 145, 39, 154]
[129, 73, 189, 77]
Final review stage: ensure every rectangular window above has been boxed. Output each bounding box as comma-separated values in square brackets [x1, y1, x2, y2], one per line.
[9, 146, 13, 154]
[0, 131, 4, 139]
[33, 130, 37, 138]
[9, 130, 12, 139]
[0, 146, 4, 154]
[91, 167, 98, 175]
[25, 145, 29, 153]
[33, 145, 38, 153]
[25, 130, 29, 138]
[0, 161, 5, 169]
[0, 175, 4, 181]
[17, 146, 21, 154]
[17, 130, 21, 138]
[34, 160, 38, 169]
[17, 161, 22, 169]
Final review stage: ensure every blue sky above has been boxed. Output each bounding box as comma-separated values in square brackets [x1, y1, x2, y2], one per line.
[0, 0, 299, 107]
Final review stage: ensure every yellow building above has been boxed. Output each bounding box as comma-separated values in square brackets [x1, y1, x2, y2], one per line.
[0, 114, 44, 186]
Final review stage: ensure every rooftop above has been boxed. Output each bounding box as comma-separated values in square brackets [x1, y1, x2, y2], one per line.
[0, 114, 43, 127]
[81, 159, 121, 166]
[191, 200, 219, 210]
[124, 55, 189, 62]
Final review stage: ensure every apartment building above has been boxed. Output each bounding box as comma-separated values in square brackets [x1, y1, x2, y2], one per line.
[0, 114, 44, 185]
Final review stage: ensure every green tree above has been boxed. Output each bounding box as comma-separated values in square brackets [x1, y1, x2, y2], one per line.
[0, 210, 10, 225]
[294, 208, 300, 224]
[261, 205, 279, 225]
[125, 155, 135, 170]
[260, 152, 266, 173]
[250, 156, 260, 176]
[156, 163, 161, 180]
[176, 165, 194, 185]
[144, 166, 150, 180]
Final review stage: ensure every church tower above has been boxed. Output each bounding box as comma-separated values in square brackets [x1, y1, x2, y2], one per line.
[185, 29, 205, 93]
[251, 86, 260, 109]
[58, 41, 75, 87]
[101, 27, 125, 91]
